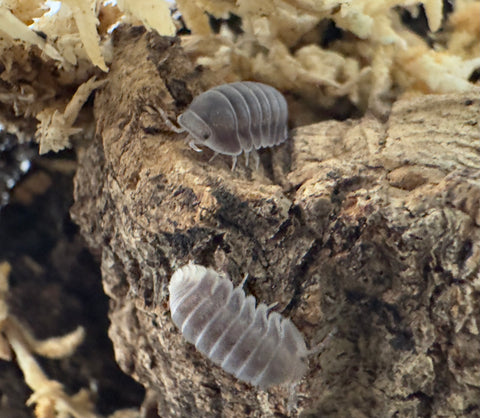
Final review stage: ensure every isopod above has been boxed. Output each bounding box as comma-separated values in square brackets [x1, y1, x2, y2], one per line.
[168, 264, 309, 389]
[177, 82, 289, 169]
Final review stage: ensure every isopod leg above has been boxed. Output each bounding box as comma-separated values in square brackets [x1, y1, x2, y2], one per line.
[245, 152, 250, 167]
[266, 302, 278, 311]
[189, 140, 203, 152]
[209, 152, 219, 162]
[231, 156, 238, 171]
[252, 150, 260, 170]
[305, 327, 337, 356]
[239, 273, 249, 288]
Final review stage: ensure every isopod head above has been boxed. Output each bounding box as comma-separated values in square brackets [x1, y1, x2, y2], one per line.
[177, 110, 212, 143]
[177, 90, 243, 156]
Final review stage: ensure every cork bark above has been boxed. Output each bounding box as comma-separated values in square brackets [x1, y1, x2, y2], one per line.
[71, 26, 480, 418]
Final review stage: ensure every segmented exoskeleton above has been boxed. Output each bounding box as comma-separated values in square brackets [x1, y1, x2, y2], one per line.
[176, 82, 289, 169]
[169, 264, 308, 389]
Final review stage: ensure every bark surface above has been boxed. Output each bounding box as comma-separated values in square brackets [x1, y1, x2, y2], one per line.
[72, 26, 480, 418]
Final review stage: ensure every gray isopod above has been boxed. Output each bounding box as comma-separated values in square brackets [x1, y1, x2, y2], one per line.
[177, 81, 289, 169]
[169, 264, 309, 389]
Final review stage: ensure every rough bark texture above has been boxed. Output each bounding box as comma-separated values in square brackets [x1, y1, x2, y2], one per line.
[71, 26, 480, 418]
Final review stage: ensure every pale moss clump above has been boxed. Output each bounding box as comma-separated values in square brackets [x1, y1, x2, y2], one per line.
[176, 0, 480, 116]
[0, 0, 478, 151]
[0, 261, 95, 418]
[0, 0, 176, 154]
[35, 77, 106, 154]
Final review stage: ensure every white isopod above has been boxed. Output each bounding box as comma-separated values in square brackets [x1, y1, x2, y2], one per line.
[168, 264, 309, 389]
[172, 82, 289, 169]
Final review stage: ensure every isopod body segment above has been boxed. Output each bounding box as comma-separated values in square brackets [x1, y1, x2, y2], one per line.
[168, 264, 308, 389]
[177, 82, 289, 163]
